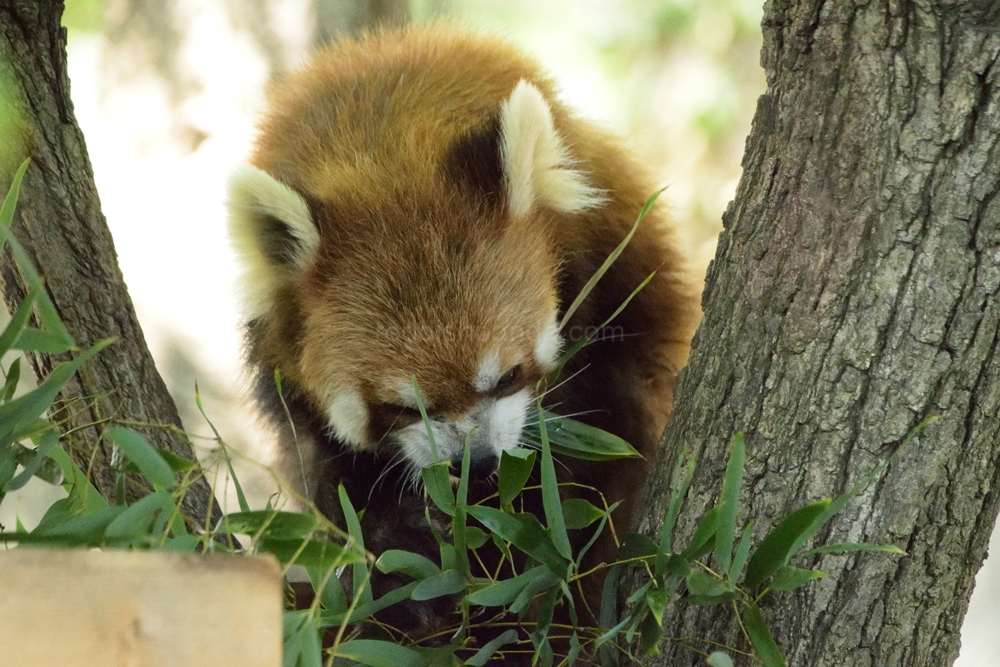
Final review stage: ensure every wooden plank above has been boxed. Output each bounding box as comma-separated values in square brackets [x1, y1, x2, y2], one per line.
[0, 549, 283, 667]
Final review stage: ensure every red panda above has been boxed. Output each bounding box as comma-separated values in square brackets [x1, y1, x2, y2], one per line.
[228, 26, 698, 641]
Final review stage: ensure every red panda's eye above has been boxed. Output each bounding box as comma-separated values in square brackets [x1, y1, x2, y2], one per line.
[492, 365, 523, 397]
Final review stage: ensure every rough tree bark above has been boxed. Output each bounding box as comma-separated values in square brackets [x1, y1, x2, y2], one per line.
[0, 1, 218, 522]
[638, 1, 1000, 665]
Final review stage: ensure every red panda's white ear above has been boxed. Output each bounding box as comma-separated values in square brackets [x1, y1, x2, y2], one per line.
[500, 80, 604, 218]
[227, 166, 320, 319]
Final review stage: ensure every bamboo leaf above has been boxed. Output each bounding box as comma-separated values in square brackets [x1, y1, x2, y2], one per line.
[104, 427, 177, 491]
[743, 499, 831, 589]
[538, 400, 571, 560]
[221, 510, 319, 540]
[558, 188, 663, 331]
[3, 427, 60, 492]
[467, 565, 556, 607]
[681, 504, 722, 561]
[375, 549, 441, 580]
[658, 450, 696, 562]
[422, 461, 455, 517]
[498, 447, 535, 506]
[715, 434, 745, 573]
[333, 639, 426, 667]
[466, 505, 568, 575]
[104, 490, 175, 540]
[742, 603, 786, 667]
[339, 484, 373, 607]
[768, 565, 824, 591]
[800, 542, 906, 557]
[707, 652, 735, 667]
[523, 409, 640, 461]
[464, 629, 519, 666]
[562, 497, 604, 530]
[410, 569, 466, 601]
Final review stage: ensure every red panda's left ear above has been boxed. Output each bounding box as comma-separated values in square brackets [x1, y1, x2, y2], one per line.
[500, 80, 605, 218]
[226, 166, 320, 319]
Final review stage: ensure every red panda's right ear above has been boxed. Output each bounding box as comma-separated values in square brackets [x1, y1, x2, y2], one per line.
[227, 166, 320, 319]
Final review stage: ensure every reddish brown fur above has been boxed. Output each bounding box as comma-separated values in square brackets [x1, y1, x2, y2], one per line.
[241, 24, 699, 639]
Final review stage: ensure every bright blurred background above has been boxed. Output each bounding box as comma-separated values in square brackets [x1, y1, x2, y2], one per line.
[0, 0, 995, 662]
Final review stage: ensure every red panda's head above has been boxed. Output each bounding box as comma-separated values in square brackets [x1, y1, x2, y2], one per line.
[227, 34, 603, 481]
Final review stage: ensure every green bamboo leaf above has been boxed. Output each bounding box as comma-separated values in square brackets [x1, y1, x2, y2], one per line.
[658, 449, 696, 566]
[321, 581, 419, 627]
[716, 434, 745, 573]
[282, 612, 304, 667]
[466, 505, 568, 575]
[6, 235, 74, 350]
[0, 279, 42, 360]
[742, 603, 786, 667]
[261, 538, 364, 570]
[597, 563, 622, 665]
[562, 497, 604, 530]
[743, 499, 831, 589]
[707, 652, 735, 667]
[222, 510, 320, 540]
[639, 608, 663, 655]
[728, 521, 754, 582]
[645, 586, 667, 625]
[467, 565, 555, 607]
[338, 484, 373, 607]
[307, 564, 348, 615]
[769, 565, 824, 591]
[523, 410, 639, 461]
[800, 542, 906, 557]
[32, 504, 127, 543]
[529, 587, 558, 663]
[422, 460, 455, 517]
[498, 447, 535, 506]
[46, 445, 108, 513]
[410, 568, 465, 601]
[453, 437, 472, 575]
[333, 639, 426, 667]
[681, 504, 722, 561]
[0, 339, 111, 443]
[104, 490, 175, 540]
[155, 447, 199, 472]
[298, 615, 322, 667]
[2, 356, 20, 402]
[465, 629, 519, 666]
[538, 401, 571, 560]
[686, 570, 725, 596]
[555, 271, 656, 378]
[162, 534, 202, 552]
[465, 526, 487, 549]
[412, 376, 440, 463]
[226, 453, 250, 513]
[13, 328, 74, 354]
[3, 428, 60, 492]
[103, 427, 177, 491]
[376, 549, 440, 580]
[0, 446, 17, 501]
[558, 188, 663, 332]
[0, 158, 30, 249]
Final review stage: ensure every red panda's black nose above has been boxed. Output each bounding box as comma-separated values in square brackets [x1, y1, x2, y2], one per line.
[452, 451, 499, 481]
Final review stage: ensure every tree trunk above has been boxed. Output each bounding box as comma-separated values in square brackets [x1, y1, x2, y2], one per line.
[641, 1, 1000, 665]
[0, 0, 219, 523]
